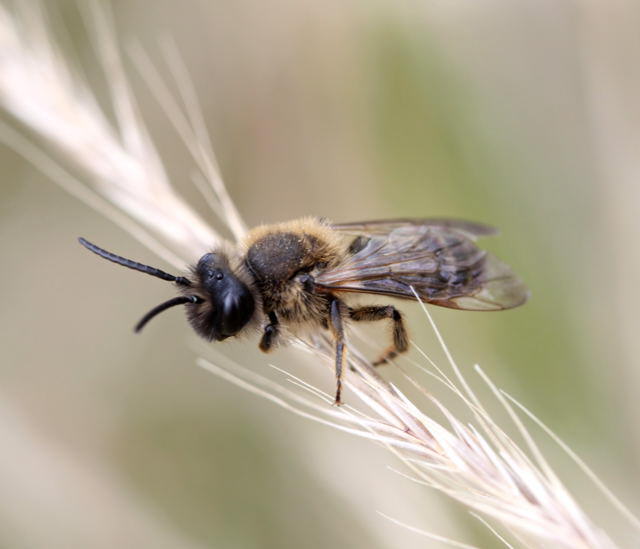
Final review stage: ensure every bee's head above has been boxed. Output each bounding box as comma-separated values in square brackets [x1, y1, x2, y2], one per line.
[78, 238, 255, 341]
[187, 252, 255, 341]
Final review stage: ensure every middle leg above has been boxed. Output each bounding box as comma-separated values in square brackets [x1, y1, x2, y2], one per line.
[349, 305, 408, 365]
[328, 297, 347, 405]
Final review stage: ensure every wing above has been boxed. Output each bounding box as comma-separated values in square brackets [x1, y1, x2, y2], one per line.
[331, 218, 498, 240]
[317, 222, 528, 311]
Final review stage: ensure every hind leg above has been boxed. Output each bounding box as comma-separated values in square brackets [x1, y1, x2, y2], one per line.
[348, 305, 408, 365]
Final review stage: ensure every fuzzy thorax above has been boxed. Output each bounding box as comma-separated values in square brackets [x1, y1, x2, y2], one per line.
[243, 217, 345, 324]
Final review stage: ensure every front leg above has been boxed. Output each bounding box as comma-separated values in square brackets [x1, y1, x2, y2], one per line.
[329, 297, 347, 405]
[259, 312, 279, 352]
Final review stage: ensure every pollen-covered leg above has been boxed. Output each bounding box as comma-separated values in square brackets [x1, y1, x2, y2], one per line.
[259, 312, 279, 352]
[349, 305, 408, 366]
[329, 298, 347, 405]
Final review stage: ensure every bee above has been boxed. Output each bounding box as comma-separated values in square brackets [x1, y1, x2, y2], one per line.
[79, 217, 528, 404]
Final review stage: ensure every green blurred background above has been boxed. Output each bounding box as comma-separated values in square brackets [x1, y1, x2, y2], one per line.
[1, 1, 639, 547]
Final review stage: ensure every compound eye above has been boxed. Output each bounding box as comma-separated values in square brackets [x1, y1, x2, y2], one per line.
[198, 252, 230, 279]
[198, 253, 217, 269]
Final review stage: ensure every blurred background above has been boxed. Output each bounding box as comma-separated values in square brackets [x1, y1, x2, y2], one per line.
[1, 0, 639, 547]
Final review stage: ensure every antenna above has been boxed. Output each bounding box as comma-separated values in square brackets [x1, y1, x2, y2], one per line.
[78, 238, 191, 286]
[134, 295, 202, 332]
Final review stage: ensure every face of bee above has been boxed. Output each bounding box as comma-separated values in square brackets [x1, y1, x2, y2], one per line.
[186, 252, 256, 341]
